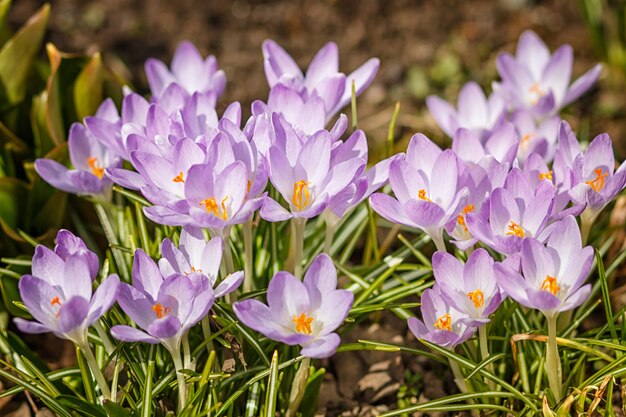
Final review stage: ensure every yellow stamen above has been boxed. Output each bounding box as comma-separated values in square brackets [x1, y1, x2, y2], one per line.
[467, 289, 485, 309]
[506, 221, 525, 238]
[87, 157, 105, 179]
[539, 170, 553, 181]
[152, 303, 171, 319]
[434, 313, 452, 332]
[51, 296, 62, 318]
[520, 133, 535, 150]
[185, 266, 203, 275]
[585, 168, 609, 192]
[541, 275, 560, 296]
[418, 189, 432, 202]
[292, 180, 311, 211]
[292, 312, 314, 335]
[172, 171, 185, 183]
[528, 83, 545, 105]
[199, 196, 229, 220]
[457, 204, 475, 232]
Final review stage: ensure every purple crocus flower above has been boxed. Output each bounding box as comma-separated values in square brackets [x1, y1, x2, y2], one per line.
[159, 227, 243, 297]
[145, 41, 226, 100]
[432, 249, 502, 327]
[466, 168, 555, 255]
[233, 253, 353, 358]
[407, 284, 476, 348]
[452, 122, 519, 166]
[494, 215, 593, 316]
[510, 110, 559, 163]
[14, 232, 119, 345]
[494, 30, 601, 116]
[111, 249, 214, 352]
[35, 120, 121, 199]
[262, 40, 379, 121]
[427, 81, 505, 140]
[369, 134, 467, 251]
[569, 132, 626, 221]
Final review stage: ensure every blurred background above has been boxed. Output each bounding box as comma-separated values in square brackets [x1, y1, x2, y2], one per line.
[10, 0, 624, 157]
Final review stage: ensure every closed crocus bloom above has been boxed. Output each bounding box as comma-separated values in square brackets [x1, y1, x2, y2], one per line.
[494, 30, 601, 116]
[494, 216, 593, 315]
[53, 229, 99, 280]
[233, 254, 353, 358]
[427, 81, 505, 140]
[433, 249, 502, 326]
[145, 41, 226, 100]
[407, 285, 476, 348]
[262, 40, 379, 122]
[158, 227, 243, 297]
[35, 121, 121, 199]
[370, 134, 467, 251]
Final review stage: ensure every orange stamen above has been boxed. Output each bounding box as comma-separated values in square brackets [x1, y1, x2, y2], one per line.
[585, 168, 609, 192]
[292, 312, 314, 335]
[434, 313, 452, 331]
[506, 221, 525, 238]
[528, 83, 545, 105]
[152, 303, 171, 319]
[457, 204, 475, 232]
[418, 189, 432, 202]
[541, 275, 560, 296]
[172, 171, 185, 183]
[199, 196, 228, 220]
[467, 289, 485, 309]
[539, 170, 553, 181]
[292, 180, 311, 211]
[87, 157, 105, 179]
[51, 296, 62, 318]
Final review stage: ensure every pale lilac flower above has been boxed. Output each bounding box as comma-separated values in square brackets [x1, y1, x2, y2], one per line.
[510, 110, 559, 163]
[427, 81, 505, 139]
[111, 249, 214, 352]
[262, 40, 379, 121]
[494, 30, 601, 116]
[452, 122, 519, 165]
[370, 134, 467, 250]
[14, 233, 119, 345]
[466, 168, 555, 255]
[233, 254, 353, 358]
[494, 216, 593, 316]
[145, 41, 226, 100]
[433, 249, 502, 326]
[159, 227, 243, 297]
[35, 120, 121, 199]
[407, 285, 476, 348]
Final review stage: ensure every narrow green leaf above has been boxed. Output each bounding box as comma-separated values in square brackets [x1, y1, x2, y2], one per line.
[141, 361, 154, 417]
[263, 351, 279, 417]
[74, 52, 103, 120]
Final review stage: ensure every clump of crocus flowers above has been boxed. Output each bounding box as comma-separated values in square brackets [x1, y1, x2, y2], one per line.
[19, 29, 620, 412]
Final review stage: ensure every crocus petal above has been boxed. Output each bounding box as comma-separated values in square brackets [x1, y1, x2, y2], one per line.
[86, 274, 120, 326]
[556, 284, 592, 312]
[214, 271, 244, 298]
[563, 64, 602, 107]
[260, 197, 293, 222]
[111, 325, 160, 344]
[147, 315, 181, 340]
[305, 42, 339, 88]
[233, 299, 311, 344]
[369, 193, 413, 226]
[14, 318, 50, 334]
[267, 271, 311, 326]
[56, 296, 89, 335]
[315, 290, 353, 335]
[403, 200, 445, 229]
[132, 249, 163, 300]
[300, 333, 341, 358]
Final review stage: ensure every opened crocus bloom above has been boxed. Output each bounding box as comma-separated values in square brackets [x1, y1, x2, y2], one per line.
[494, 216, 593, 316]
[159, 227, 243, 297]
[233, 253, 353, 358]
[494, 30, 601, 116]
[432, 249, 502, 326]
[14, 230, 119, 345]
[407, 284, 476, 348]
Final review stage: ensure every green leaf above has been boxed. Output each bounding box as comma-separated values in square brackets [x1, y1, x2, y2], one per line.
[263, 350, 279, 417]
[74, 52, 103, 120]
[0, 176, 27, 228]
[0, 3, 49, 105]
[56, 395, 107, 417]
[103, 400, 134, 417]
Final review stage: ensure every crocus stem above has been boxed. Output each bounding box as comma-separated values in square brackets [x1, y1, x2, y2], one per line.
[170, 347, 188, 412]
[286, 357, 310, 417]
[78, 342, 111, 401]
[222, 227, 235, 275]
[546, 314, 563, 402]
[448, 357, 468, 394]
[93, 321, 115, 356]
[201, 316, 215, 354]
[182, 334, 191, 370]
[94, 203, 128, 280]
[324, 221, 337, 255]
[243, 220, 254, 293]
[292, 218, 306, 279]
[431, 229, 447, 253]
[478, 325, 495, 390]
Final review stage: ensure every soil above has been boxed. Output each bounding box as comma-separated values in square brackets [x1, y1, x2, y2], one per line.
[4, 1, 625, 416]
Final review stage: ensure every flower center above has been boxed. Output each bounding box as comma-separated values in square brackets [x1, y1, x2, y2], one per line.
[87, 157, 105, 179]
[172, 171, 185, 183]
[434, 313, 451, 331]
[292, 180, 311, 211]
[506, 221, 525, 238]
[418, 189, 432, 202]
[457, 204, 474, 232]
[520, 133, 535, 150]
[539, 170, 553, 181]
[292, 312, 314, 335]
[152, 303, 172, 319]
[540, 275, 560, 296]
[585, 168, 609, 192]
[528, 83, 545, 105]
[185, 266, 203, 275]
[50, 296, 62, 318]
[199, 196, 229, 220]
[467, 289, 485, 308]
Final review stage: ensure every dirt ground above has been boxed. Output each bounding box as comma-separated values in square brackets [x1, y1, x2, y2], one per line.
[5, 1, 625, 416]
